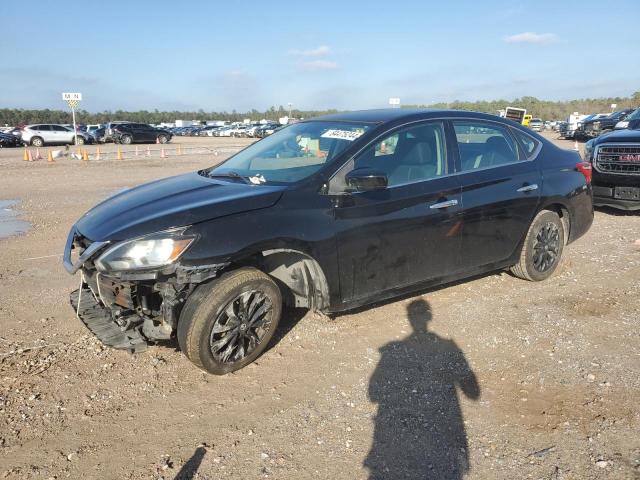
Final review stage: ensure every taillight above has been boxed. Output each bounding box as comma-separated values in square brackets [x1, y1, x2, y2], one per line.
[576, 161, 592, 184]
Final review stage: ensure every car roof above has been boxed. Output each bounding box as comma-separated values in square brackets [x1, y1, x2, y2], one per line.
[308, 108, 509, 124]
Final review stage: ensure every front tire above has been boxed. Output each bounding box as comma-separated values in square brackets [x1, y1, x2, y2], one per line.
[75, 136, 85, 145]
[157, 134, 168, 144]
[511, 210, 565, 281]
[177, 267, 282, 375]
[120, 135, 132, 145]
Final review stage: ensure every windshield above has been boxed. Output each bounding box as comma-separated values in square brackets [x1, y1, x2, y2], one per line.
[204, 120, 372, 184]
[627, 109, 640, 120]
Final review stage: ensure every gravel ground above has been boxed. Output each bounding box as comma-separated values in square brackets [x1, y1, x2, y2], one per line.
[0, 133, 638, 479]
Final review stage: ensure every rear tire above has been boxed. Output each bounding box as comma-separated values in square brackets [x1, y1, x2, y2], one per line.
[177, 267, 282, 375]
[120, 135, 132, 145]
[31, 137, 44, 147]
[75, 136, 85, 145]
[511, 210, 565, 281]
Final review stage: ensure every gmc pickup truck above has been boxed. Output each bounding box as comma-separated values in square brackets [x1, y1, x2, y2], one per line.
[585, 129, 640, 210]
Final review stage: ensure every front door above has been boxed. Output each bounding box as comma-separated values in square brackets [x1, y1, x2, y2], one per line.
[452, 120, 541, 268]
[331, 121, 462, 302]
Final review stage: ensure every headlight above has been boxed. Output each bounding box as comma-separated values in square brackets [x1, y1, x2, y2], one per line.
[95, 229, 195, 272]
[615, 121, 629, 129]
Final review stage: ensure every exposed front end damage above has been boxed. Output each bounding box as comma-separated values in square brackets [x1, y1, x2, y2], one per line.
[64, 227, 226, 352]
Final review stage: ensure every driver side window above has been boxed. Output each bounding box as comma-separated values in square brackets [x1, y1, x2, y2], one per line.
[351, 122, 447, 187]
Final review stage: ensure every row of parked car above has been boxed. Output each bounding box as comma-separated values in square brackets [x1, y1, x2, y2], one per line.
[0, 120, 286, 148]
[170, 123, 282, 138]
[558, 108, 639, 141]
[0, 122, 174, 147]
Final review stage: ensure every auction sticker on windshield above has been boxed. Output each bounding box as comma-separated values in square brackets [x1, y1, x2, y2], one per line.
[321, 129, 364, 141]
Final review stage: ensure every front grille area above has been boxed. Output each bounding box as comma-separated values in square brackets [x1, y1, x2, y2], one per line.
[595, 144, 640, 175]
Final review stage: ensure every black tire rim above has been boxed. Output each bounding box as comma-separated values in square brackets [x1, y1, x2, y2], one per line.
[532, 222, 560, 272]
[209, 290, 273, 364]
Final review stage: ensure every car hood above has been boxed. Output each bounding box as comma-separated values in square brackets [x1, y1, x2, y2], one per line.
[75, 171, 286, 241]
[594, 129, 640, 145]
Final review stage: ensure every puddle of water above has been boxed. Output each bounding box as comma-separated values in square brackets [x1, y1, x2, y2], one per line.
[0, 200, 31, 239]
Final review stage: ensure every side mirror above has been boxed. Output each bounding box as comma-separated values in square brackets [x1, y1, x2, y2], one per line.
[345, 167, 388, 192]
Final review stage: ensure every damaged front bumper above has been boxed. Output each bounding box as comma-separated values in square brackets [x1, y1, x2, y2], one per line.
[70, 285, 148, 353]
[63, 226, 226, 353]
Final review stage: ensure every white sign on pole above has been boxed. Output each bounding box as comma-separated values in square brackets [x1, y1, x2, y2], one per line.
[62, 92, 83, 101]
[388, 97, 401, 106]
[62, 92, 82, 145]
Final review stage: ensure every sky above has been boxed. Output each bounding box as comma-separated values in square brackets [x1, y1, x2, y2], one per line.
[1, 0, 638, 112]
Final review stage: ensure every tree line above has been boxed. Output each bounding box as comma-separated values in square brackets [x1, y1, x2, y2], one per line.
[406, 92, 640, 120]
[0, 106, 339, 127]
[2, 93, 638, 126]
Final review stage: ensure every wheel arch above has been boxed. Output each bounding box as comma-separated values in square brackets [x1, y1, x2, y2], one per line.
[537, 201, 571, 245]
[224, 248, 331, 312]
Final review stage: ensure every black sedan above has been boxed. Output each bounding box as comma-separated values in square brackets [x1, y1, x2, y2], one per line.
[63, 109, 593, 374]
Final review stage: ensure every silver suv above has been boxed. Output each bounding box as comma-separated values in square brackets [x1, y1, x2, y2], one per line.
[21, 124, 91, 147]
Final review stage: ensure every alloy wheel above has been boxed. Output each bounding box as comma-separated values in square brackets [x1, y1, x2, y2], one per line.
[532, 222, 560, 272]
[209, 290, 273, 364]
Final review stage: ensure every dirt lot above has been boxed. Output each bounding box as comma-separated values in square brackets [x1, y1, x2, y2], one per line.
[0, 133, 638, 479]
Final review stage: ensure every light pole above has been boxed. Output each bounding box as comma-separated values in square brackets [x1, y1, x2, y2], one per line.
[288, 102, 292, 119]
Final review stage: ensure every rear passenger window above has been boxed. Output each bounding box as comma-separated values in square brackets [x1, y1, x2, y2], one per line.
[453, 122, 519, 171]
[37, 125, 51, 131]
[511, 129, 540, 158]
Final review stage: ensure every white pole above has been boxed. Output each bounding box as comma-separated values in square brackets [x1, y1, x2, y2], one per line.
[71, 106, 77, 145]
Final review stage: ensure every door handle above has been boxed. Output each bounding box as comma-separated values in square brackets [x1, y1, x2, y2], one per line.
[430, 199, 458, 209]
[517, 184, 539, 193]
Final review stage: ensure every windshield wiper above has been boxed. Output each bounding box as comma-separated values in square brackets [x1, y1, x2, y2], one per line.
[205, 171, 251, 184]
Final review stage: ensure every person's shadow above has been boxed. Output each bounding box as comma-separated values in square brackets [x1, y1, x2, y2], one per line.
[365, 299, 480, 479]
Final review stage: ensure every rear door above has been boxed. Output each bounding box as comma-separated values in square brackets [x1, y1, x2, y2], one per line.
[36, 124, 53, 143]
[140, 124, 155, 142]
[452, 120, 541, 268]
[52, 125, 73, 143]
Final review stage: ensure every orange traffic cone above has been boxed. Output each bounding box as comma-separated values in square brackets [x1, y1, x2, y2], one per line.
[160, 147, 167, 159]
[156, 137, 160, 144]
[135, 146, 139, 156]
[23, 148, 29, 161]
[177, 144, 182, 155]
[47, 150, 54, 163]
[82, 149, 89, 161]
[27, 149, 33, 162]
[146, 146, 151, 157]
[574, 140, 579, 151]
[116, 147, 123, 161]
[95, 147, 101, 160]
[35, 148, 42, 160]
